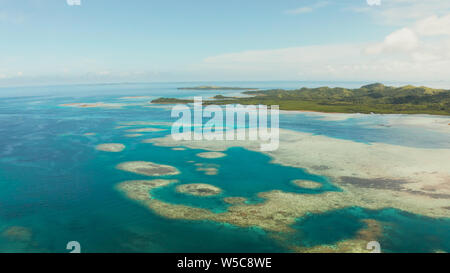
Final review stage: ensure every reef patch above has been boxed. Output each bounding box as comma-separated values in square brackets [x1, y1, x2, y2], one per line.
[292, 180, 323, 189]
[194, 163, 219, 176]
[176, 183, 222, 197]
[117, 161, 180, 176]
[117, 179, 178, 201]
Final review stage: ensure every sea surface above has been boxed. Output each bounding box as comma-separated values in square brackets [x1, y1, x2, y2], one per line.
[0, 82, 449, 253]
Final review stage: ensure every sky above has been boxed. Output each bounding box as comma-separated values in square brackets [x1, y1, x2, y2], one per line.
[1, 0, 450, 87]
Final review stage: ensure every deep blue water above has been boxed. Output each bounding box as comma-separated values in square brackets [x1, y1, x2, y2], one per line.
[0, 82, 449, 252]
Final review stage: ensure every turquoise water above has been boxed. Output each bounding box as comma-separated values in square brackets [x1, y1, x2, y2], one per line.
[291, 207, 450, 253]
[150, 146, 337, 212]
[0, 82, 449, 252]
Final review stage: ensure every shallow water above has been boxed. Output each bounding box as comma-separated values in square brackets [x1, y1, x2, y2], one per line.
[0, 82, 449, 252]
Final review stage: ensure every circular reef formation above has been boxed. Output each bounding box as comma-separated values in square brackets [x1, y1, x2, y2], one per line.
[117, 161, 180, 176]
[96, 143, 125, 152]
[176, 183, 222, 197]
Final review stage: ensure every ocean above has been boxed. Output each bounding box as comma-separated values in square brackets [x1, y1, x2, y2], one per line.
[0, 82, 449, 253]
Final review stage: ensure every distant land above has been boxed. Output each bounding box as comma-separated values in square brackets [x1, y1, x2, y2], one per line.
[152, 83, 450, 115]
[178, 86, 259, 91]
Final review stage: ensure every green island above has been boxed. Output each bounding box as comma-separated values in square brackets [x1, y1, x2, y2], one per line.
[178, 86, 259, 91]
[152, 83, 450, 115]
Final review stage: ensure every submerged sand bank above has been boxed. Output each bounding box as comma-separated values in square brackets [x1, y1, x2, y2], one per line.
[1, 226, 33, 242]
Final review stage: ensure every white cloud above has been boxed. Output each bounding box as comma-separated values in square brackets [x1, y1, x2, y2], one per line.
[365, 13, 450, 57]
[353, 0, 450, 25]
[365, 28, 419, 54]
[193, 13, 450, 84]
[415, 14, 450, 36]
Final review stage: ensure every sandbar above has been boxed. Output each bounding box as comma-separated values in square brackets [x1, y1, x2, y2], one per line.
[96, 143, 125, 152]
[125, 128, 166, 133]
[125, 134, 143, 138]
[60, 102, 127, 108]
[196, 152, 227, 159]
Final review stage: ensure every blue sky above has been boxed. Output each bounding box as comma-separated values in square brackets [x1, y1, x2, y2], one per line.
[1, 0, 450, 86]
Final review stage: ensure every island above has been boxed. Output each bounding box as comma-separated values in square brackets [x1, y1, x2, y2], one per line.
[178, 86, 258, 91]
[151, 98, 194, 104]
[152, 83, 450, 115]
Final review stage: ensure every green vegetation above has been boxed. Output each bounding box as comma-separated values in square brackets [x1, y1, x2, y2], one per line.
[212, 95, 235, 99]
[151, 98, 194, 104]
[178, 86, 258, 91]
[152, 83, 450, 115]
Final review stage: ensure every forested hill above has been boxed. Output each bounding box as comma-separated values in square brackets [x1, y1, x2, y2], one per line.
[234, 83, 450, 114]
[152, 83, 450, 115]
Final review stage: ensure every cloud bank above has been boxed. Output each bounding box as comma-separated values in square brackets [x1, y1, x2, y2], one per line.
[192, 13, 450, 84]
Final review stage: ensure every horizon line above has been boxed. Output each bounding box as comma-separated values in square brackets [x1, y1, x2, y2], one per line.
[1, 80, 448, 90]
